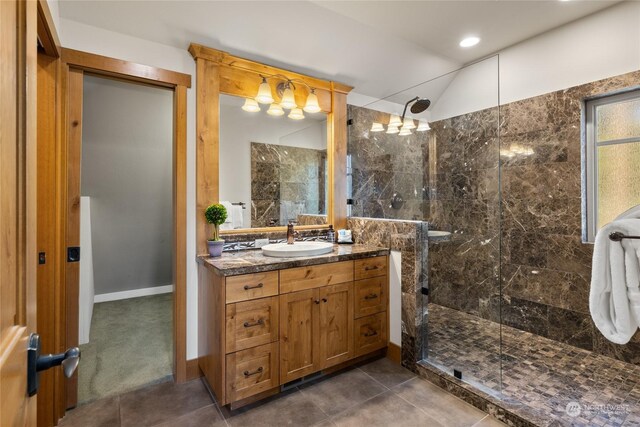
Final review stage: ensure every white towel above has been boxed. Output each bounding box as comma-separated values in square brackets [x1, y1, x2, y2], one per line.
[231, 205, 244, 229]
[219, 201, 233, 231]
[590, 218, 640, 344]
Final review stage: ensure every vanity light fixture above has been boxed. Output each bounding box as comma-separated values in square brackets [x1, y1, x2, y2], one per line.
[416, 120, 431, 131]
[241, 98, 261, 113]
[280, 84, 297, 110]
[389, 114, 402, 127]
[247, 74, 322, 120]
[402, 117, 416, 130]
[267, 103, 285, 116]
[386, 125, 399, 134]
[288, 107, 305, 120]
[255, 77, 275, 104]
[370, 122, 385, 132]
[398, 127, 412, 136]
[303, 89, 322, 113]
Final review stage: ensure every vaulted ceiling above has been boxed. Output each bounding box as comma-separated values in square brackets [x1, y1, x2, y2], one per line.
[59, 0, 619, 102]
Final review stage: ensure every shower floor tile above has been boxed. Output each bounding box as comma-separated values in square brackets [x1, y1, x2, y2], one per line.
[425, 304, 640, 426]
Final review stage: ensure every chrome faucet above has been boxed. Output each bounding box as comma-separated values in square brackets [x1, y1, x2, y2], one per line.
[287, 222, 295, 244]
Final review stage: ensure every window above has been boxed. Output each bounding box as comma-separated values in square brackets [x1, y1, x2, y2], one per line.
[585, 89, 640, 242]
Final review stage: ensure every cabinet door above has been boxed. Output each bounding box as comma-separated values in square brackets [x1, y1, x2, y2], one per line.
[319, 283, 354, 369]
[279, 289, 320, 383]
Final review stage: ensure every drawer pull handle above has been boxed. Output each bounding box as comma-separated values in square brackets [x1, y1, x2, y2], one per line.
[364, 293, 378, 300]
[243, 367, 263, 377]
[364, 266, 379, 271]
[244, 283, 264, 291]
[243, 319, 264, 328]
[364, 330, 378, 337]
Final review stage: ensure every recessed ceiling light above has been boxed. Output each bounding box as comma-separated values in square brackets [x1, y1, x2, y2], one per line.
[459, 36, 480, 48]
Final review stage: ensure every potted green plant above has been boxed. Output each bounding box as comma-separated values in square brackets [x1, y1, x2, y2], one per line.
[205, 203, 228, 257]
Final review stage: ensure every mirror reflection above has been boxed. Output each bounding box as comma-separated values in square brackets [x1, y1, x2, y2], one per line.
[219, 94, 328, 229]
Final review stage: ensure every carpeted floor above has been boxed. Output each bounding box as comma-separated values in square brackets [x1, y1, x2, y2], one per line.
[78, 293, 173, 404]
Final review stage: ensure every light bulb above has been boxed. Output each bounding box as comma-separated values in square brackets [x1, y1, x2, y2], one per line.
[288, 108, 304, 120]
[370, 122, 385, 132]
[398, 127, 412, 136]
[280, 85, 297, 109]
[267, 103, 285, 116]
[416, 121, 431, 131]
[255, 77, 274, 104]
[303, 89, 321, 113]
[389, 114, 402, 127]
[386, 125, 399, 134]
[402, 117, 416, 130]
[241, 98, 261, 113]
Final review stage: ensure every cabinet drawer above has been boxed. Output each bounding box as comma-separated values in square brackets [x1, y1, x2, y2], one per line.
[226, 297, 279, 353]
[226, 271, 279, 303]
[354, 312, 387, 357]
[355, 256, 387, 280]
[354, 277, 387, 318]
[280, 261, 353, 294]
[226, 342, 279, 403]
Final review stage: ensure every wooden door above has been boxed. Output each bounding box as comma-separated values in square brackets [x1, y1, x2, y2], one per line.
[279, 289, 320, 383]
[0, 0, 38, 425]
[319, 283, 354, 369]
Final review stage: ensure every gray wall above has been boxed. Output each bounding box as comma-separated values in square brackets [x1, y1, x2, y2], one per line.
[82, 75, 173, 295]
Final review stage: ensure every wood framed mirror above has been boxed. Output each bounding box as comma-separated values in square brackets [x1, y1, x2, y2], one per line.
[189, 44, 352, 254]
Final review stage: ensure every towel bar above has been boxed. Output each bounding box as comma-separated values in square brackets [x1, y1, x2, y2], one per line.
[231, 202, 246, 210]
[609, 232, 640, 242]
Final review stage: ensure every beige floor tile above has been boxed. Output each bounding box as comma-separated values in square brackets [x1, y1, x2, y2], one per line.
[58, 396, 120, 427]
[332, 391, 444, 427]
[393, 377, 487, 427]
[119, 379, 213, 427]
[359, 357, 416, 388]
[299, 368, 388, 416]
[471, 415, 509, 427]
[225, 389, 327, 427]
[155, 404, 227, 427]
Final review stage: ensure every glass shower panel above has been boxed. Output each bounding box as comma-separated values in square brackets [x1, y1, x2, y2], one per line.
[345, 55, 502, 393]
[418, 56, 502, 394]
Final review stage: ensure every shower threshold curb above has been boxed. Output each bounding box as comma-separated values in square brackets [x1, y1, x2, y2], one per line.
[416, 361, 550, 427]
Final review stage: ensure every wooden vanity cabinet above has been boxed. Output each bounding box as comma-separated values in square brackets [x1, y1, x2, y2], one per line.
[198, 255, 389, 408]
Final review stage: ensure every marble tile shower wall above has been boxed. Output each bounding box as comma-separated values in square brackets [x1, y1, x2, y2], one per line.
[424, 108, 501, 322]
[430, 70, 640, 365]
[347, 105, 428, 220]
[251, 142, 326, 227]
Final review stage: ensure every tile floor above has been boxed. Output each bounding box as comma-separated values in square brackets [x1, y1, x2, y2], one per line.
[426, 304, 640, 426]
[59, 357, 506, 427]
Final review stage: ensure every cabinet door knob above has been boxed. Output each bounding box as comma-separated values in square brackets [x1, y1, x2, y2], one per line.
[322, 298, 328, 303]
[244, 283, 264, 290]
[314, 299, 320, 304]
[364, 293, 378, 300]
[243, 319, 264, 328]
[243, 366, 264, 377]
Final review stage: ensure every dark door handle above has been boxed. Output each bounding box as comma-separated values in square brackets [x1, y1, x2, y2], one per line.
[27, 333, 81, 396]
[364, 293, 378, 300]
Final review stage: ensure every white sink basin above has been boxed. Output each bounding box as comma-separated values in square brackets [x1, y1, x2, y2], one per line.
[262, 241, 334, 258]
[428, 230, 452, 238]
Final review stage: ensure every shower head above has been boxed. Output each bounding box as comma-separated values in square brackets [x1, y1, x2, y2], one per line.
[400, 97, 431, 121]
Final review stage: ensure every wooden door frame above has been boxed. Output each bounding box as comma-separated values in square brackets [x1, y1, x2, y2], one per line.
[59, 48, 191, 407]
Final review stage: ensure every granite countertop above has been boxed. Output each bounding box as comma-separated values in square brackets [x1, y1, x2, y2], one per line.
[197, 244, 389, 276]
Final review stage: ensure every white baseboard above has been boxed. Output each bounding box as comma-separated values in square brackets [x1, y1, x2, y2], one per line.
[94, 284, 174, 303]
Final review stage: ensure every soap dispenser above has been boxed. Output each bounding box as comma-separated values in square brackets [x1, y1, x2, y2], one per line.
[327, 225, 335, 243]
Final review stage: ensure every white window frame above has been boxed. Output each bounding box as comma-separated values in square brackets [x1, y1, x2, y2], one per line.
[584, 89, 640, 243]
